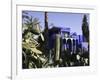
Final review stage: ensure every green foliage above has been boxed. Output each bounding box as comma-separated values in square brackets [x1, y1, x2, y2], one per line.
[82, 15, 89, 42]
[22, 12, 48, 69]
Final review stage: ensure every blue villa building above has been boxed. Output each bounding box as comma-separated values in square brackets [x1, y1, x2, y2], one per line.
[48, 26, 84, 54]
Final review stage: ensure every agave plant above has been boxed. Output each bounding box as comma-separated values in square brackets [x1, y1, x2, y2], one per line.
[22, 12, 47, 69]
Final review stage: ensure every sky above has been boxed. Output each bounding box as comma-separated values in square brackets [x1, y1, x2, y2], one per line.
[22, 11, 89, 35]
